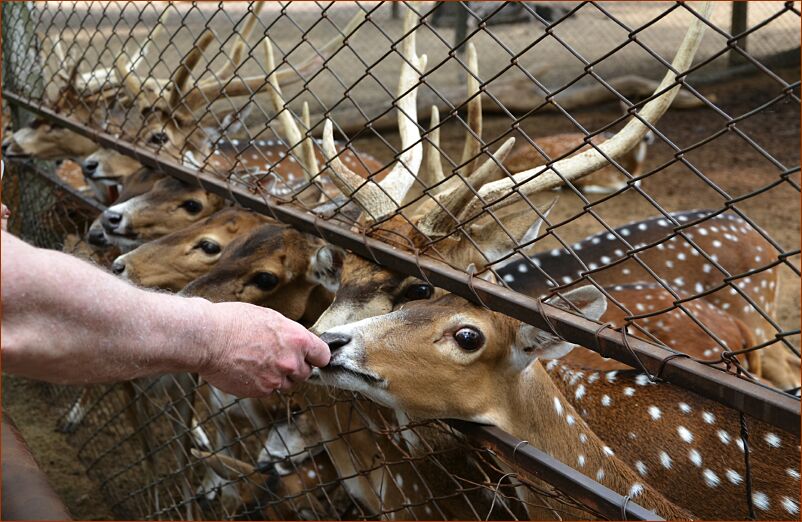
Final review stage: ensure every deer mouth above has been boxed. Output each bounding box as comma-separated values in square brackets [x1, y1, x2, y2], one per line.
[316, 363, 383, 387]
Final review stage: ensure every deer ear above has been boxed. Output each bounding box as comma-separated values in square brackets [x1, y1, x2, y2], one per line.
[308, 244, 345, 293]
[511, 285, 608, 369]
[546, 285, 607, 321]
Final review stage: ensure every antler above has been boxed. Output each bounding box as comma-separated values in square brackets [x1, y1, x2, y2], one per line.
[196, 1, 267, 89]
[416, 137, 516, 236]
[460, 43, 483, 177]
[447, 1, 713, 226]
[167, 30, 217, 114]
[263, 36, 320, 183]
[322, 6, 427, 222]
[186, 9, 366, 108]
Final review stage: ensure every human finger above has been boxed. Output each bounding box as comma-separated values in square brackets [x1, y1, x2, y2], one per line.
[304, 331, 331, 368]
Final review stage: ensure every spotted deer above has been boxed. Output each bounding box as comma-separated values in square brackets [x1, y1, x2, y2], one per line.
[308, 8, 772, 516]
[316, 284, 800, 520]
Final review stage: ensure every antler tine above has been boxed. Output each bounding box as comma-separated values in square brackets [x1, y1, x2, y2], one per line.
[417, 137, 516, 237]
[263, 36, 315, 183]
[197, 1, 266, 89]
[191, 9, 366, 105]
[301, 101, 320, 181]
[168, 30, 216, 110]
[130, 8, 169, 72]
[402, 105, 445, 207]
[114, 53, 146, 106]
[365, 6, 427, 220]
[459, 42, 482, 176]
[457, 1, 713, 223]
[322, 119, 396, 218]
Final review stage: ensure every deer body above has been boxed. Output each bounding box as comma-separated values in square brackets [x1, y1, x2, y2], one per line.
[546, 362, 801, 520]
[497, 210, 796, 388]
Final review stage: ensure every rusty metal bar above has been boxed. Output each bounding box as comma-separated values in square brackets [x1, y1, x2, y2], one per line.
[5, 90, 799, 436]
[448, 420, 662, 521]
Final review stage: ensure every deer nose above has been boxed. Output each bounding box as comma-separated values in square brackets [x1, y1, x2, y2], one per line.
[319, 332, 352, 354]
[111, 259, 126, 275]
[86, 226, 109, 247]
[102, 209, 123, 230]
[82, 159, 99, 177]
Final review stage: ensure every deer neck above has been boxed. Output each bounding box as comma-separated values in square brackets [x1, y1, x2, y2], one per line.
[496, 361, 692, 519]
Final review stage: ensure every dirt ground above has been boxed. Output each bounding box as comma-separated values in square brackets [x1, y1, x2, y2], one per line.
[2, 377, 115, 519]
[2, 66, 799, 518]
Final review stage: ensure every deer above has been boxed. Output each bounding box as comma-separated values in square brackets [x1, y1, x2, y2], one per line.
[301, 5, 792, 514]
[1, 27, 173, 203]
[315, 283, 800, 520]
[312, 3, 794, 389]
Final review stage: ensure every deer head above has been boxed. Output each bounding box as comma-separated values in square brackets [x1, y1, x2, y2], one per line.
[180, 222, 344, 324]
[111, 207, 272, 290]
[100, 175, 226, 249]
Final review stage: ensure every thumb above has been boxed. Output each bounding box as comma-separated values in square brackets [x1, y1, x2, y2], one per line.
[304, 331, 331, 368]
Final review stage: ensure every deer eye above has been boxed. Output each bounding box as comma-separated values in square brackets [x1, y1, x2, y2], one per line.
[251, 272, 279, 291]
[149, 132, 169, 145]
[196, 239, 221, 255]
[454, 327, 484, 352]
[181, 200, 203, 214]
[403, 283, 433, 301]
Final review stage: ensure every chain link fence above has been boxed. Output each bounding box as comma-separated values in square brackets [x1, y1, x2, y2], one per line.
[2, 1, 800, 520]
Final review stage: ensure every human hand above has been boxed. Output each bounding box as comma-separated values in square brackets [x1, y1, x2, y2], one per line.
[198, 301, 330, 397]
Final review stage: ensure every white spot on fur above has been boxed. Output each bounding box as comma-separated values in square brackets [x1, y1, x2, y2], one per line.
[660, 451, 672, 469]
[752, 492, 769, 511]
[635, 461, 647, 476]
[648, 406, 661, 420]
[623, 387, 635, 397]
[677, 426, 694, 443]
[629, 483, 644, 497]
[689, 449, 702, 467]
[725, 469, 742, 484]
[717, 430, 731, 445]
[575, 385, 586, 400]
[553, 397, 563, 416]
[579, 433, 588, 444]
[702, 411, 715, 424]
[578, 455, 586, 467]
[679, 402, 691, 414]
[787, 468, 800, 480]
[596, 468, 605, 481]
[782, 497, 799, 515]
[601, 395, 611, 407]
[765, 433, 781, 448]
[703, 469, 720, 487]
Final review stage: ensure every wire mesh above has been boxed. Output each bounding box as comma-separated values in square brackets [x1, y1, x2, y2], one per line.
[2, 1, 800, 520]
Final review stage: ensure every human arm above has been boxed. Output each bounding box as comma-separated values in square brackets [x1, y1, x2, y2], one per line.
[1, 231, 329, 397]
